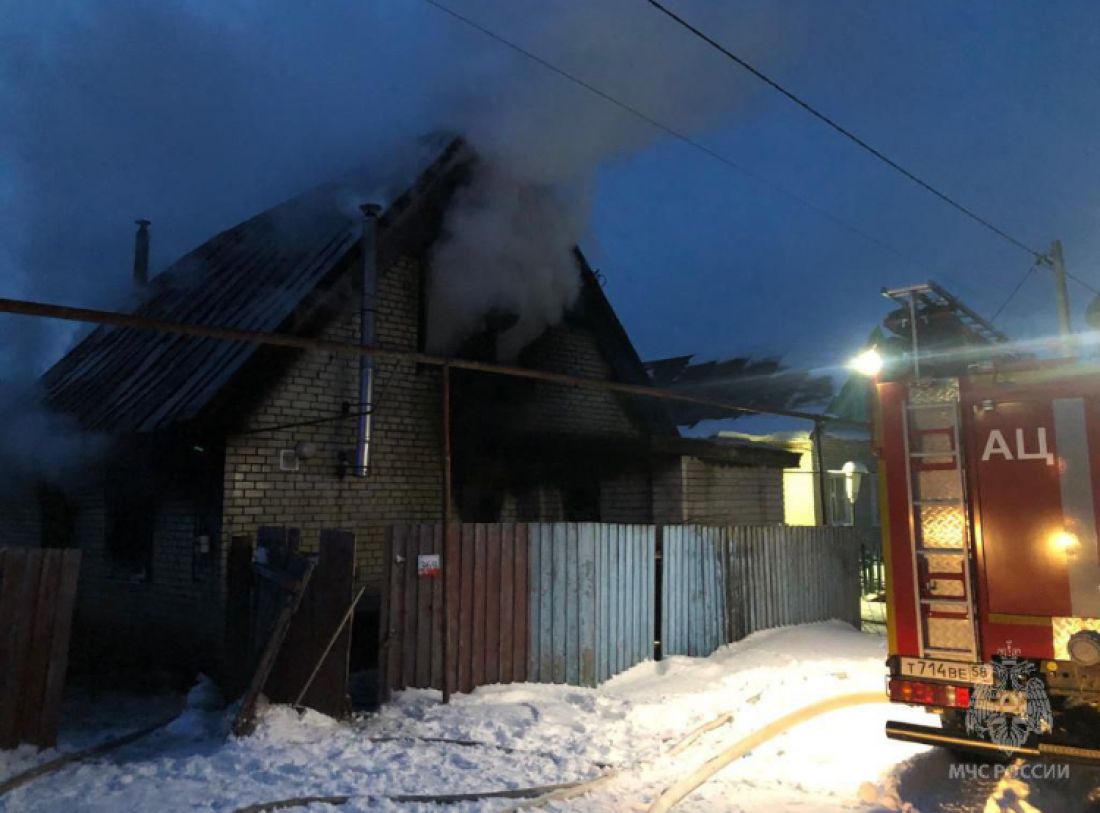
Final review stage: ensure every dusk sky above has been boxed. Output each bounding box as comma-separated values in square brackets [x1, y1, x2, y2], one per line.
[3, 0, 1099, 387]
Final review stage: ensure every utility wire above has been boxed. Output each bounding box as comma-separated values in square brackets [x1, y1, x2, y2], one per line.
[644, 0, 1046, 262]
[1066, 269, 1100, 297]
[424, 0, 1100, 309]
[989, 262, 1037, 323]
[420, 0, 904, 259]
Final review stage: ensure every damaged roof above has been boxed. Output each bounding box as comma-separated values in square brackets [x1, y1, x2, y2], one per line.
[42, 138, 671, 439]
[42, 139, 469, 433]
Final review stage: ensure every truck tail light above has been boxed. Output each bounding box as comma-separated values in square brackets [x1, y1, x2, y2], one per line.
[889, 678, 969, 709]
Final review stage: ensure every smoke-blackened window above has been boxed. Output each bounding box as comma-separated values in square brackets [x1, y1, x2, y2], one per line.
[104, 480, 155, 580]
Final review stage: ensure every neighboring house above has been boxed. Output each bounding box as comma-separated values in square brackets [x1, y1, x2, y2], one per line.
[721, 427, 877, 528]
[720, 370, 877, 528]
[1, 139, 796, 677]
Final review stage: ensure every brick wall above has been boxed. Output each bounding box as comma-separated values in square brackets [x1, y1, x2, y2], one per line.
[505, 322, 648, 440]
[221, 255, 443, 591]
[599, 466, 653, 523]
[66, 485, 226, 675]
[677, 457, 785, 525]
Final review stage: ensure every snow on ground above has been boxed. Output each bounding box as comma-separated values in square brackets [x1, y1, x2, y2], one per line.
[0, 688, 182, 787]
[1, 622, 936, 813]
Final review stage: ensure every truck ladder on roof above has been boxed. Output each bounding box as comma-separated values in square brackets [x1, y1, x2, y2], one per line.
[902, 379, 980, 662]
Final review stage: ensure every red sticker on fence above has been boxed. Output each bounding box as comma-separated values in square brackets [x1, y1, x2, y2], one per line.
[417, 554, 441, 578]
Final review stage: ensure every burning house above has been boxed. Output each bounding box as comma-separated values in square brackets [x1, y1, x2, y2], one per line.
[1, 139, 795, 678]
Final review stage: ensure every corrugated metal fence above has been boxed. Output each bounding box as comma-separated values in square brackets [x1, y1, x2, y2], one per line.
[381, 522, 865, 697]
[661, 525, 864, 658]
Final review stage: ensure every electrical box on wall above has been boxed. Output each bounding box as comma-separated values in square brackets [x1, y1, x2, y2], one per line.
[278, 448, 300, 472]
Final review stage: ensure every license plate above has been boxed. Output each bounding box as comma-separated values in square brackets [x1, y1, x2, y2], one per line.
[899, 657, 994, 685]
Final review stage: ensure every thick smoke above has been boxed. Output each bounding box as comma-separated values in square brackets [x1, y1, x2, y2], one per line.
[426, 1, 785, 355]
[0, 0, 793, 481]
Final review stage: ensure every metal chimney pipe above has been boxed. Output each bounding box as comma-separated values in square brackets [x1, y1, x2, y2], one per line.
[355, 204, 382, 477]
[133, 219, 151, 287]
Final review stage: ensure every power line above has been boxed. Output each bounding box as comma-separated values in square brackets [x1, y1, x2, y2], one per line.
[644, 0, 1046, 262]
[1066, 269, 1100, 297]
[419, 0, 904, 259]
[422, 0, 1100, 312]
[989, 262, 1037, 323]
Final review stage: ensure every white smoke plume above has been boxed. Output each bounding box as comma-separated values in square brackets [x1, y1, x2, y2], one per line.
[425, 0, 790, 355]
[0, 0, 800, 477]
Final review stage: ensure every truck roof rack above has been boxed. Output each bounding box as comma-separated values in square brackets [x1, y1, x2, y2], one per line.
[882, 281, 1009, 346]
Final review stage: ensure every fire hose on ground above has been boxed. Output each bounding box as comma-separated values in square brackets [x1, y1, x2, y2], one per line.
[0, 691, 888, 811]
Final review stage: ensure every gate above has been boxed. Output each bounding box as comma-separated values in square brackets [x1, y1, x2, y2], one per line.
[0, 548, 82, 748]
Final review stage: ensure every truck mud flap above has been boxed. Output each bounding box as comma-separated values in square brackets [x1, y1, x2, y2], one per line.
[887, 721, 1100, 765]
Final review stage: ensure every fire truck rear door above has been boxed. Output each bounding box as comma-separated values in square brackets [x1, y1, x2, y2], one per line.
[970, 396, 1100, 619]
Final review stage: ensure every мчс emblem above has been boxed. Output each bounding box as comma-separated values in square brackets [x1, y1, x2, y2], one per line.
[966, 642, 1053, 753]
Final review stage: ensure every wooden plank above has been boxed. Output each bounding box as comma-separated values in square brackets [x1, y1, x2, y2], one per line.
[499, 524, 515, 685]
[430, 524, 445, 691]
[445, 523, 461, 694]
[538, 524, 554, 681]
[513, 523, 529, 683]
[415, 525, 434, 688]
[232, 555, 316, 737]
[379, 527, 394, 702]
[459, 523, 475, 693]
[485, 523, 502, 685]
[551, 523, 567, 684]
[0, 549, 41, 749]
[35, 550, 81, 748]
[565, 524, 579, 685]
[578, 524, 596, 687]
[402, 524, 419, 689]
[387, 526, 406, 695]
[19, 550, 62, 745]
[526, 523, 541, 683]
[471, 524, 487, 689]
[268, 530, 355, 715]
[225, 535, 255, 697]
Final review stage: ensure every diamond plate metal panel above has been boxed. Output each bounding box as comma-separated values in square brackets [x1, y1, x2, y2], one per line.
[910, 405, 956, 430]
[914, 432, 955, 455]
[909, 380, 960, 404]
[925, 554, 964, 574]
[927, 617, 975, 651]
[916, 470, 962, 501]
[919, 505, 966, 548]
[927, 579, 965, 597]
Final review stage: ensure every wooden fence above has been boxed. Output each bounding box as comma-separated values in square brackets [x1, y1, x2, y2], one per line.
[661, 525, 864, 659]
[380, 523, 864, 697]
[225, 527, 356, 726]
[0, 548, 81, 748]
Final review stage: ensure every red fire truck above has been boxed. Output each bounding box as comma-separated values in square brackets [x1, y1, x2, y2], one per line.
[875, 283, 1100, 762]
